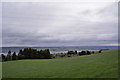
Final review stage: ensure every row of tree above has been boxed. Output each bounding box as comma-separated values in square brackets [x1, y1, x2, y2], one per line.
[1, 48, 102, 62]
[67, 50, 102, 55]
[53, 50, 102, 58]
[1, 48, 52, 62]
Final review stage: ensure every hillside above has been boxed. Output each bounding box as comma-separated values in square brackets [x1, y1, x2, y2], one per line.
[2, 49, 118, 78]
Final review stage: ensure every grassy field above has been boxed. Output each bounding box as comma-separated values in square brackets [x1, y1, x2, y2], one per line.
[2, 49, 118, 78]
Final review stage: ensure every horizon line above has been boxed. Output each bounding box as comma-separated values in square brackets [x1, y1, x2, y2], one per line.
[1, 45, 119, 48]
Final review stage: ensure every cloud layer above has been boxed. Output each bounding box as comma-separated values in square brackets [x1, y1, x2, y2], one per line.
[2, 2, 118, 47]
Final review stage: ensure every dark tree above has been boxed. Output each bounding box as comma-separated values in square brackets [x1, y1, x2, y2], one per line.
[23, 48, 29, 59]
[7, 50, 12, 61]
[67, 51, 75, 55]
[12, 52, 17, 60]
[79, 51, 86, 55]
[19, 49, 23, 55]
[86, 51, 91, 55]
[1, 54, 5, 62]
[4, 57, 8, 61]
[98, 50, 102, 53]
[92, 51, 95, 54]
[75, 50, 77, 54]
[8, 50, 11, 55]
[44, 49, 51, 59]
[18, 49, 25, 59]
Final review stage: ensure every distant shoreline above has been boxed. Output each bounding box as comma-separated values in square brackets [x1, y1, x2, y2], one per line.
[0, 46, 118, 54]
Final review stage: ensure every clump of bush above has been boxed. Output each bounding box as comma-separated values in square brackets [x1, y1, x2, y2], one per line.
[79, 51, 91, 56]
[79, 50, 102, 56]
[54, 53, 67, 58]
[67, 50, 77, 55]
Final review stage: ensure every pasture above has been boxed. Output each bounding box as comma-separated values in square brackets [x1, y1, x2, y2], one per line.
[2, 49, 118, 78]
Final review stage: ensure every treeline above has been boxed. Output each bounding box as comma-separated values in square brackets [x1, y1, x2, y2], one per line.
[1, 48, 102, 62]
[54, 50, 102, 58]
[67, 50, 102, 55]
[1, 48, 51, 62]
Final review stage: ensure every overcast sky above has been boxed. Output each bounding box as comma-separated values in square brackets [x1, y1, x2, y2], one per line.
[2, 2, 118, 47]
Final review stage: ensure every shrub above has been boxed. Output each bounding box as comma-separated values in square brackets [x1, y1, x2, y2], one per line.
[98, 50, 102, 53]
[18, 54, 24, 60]
[67, 51, 76, 55]
[79, 51, 86, 55]
[92, 51, 95, 54]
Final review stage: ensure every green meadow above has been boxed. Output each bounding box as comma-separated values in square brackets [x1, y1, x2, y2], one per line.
[2, 49, 118, 78]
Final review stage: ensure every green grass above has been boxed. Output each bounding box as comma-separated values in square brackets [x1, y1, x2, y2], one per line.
[2, 49, 118, 78]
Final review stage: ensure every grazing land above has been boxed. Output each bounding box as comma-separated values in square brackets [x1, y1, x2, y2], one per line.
[2, 49, 118, 78]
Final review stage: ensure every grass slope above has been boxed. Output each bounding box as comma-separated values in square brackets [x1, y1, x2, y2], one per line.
[2, 49, 118, 78]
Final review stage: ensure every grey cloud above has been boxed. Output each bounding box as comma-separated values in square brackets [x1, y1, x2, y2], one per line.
[2, 2, 118, 47]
